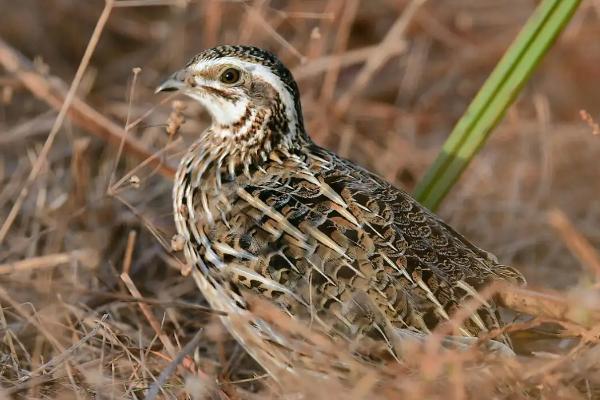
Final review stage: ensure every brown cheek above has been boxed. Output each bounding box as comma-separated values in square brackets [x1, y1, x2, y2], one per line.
[248, 80, 276, 107]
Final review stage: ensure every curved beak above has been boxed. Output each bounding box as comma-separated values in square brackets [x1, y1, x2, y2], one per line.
[155, 69, 188, 94]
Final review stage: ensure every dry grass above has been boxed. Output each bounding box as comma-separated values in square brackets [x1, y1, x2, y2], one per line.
[1, 0, 600, 398]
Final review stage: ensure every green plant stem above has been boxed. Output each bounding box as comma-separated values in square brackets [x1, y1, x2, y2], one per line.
[413, 0, 582, 211]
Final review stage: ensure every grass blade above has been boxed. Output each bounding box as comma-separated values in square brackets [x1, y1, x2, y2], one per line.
[413, 0, 582, 211]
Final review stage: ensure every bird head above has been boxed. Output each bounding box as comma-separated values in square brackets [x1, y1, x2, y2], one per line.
[156, 45, 306, 149]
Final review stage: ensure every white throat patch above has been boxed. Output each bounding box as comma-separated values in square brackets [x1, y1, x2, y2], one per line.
[186, 90, 248, 127]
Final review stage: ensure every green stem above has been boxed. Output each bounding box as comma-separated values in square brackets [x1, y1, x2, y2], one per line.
[413, 0, 582, 211]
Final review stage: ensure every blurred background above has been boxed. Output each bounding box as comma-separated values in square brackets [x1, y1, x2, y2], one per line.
[1, 0, 599, 397]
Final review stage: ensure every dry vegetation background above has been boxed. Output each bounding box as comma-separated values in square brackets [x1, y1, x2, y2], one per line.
[1, 0, 600, 399]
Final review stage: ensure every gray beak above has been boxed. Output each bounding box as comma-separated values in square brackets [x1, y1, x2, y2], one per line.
[155, 69, 188, 94]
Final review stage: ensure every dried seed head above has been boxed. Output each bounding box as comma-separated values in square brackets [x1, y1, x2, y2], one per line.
[580, 109, 599, 135]
[129, 175, 140, 188]
[165, 100, 187, 138]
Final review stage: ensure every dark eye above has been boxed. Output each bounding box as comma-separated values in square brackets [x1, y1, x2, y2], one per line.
[219, 68, 241, 84]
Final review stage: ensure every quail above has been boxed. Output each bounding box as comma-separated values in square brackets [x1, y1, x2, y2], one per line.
[156, 45, 525, 367]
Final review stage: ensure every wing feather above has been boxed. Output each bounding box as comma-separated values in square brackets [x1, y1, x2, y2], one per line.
[192, 145, 525, 349]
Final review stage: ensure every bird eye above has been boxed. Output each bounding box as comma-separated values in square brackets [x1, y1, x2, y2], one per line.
[219, 68, 241, 84]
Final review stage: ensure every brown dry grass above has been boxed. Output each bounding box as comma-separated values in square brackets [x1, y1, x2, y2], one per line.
[1, 0, 600, 398]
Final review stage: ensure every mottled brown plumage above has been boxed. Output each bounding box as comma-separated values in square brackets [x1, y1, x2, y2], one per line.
[157, 45, 525, 366]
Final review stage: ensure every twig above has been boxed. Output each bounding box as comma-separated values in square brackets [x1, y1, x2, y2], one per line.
[110, 67, 142, 189]
[0, 0, 116, 244]
[0, 110, 56, 145]
[0, 286, 65, 352]
[121, 273, 228, 398]
[109, 136, 182, 195]
[0, 249, 98, 275]
[293, 42, 407, 81]
[144, 329, 208, 400]
[114, 0, 188, 6]
[113, 193, 171, 251]
[0, 36, 176, 199]
[71, 289, 225, 315]
[0, 305, 19, 377]
[498, 286, 600, 327]
[243, 3, 306, 63]
[17, 314, 109, 383]
[547, 208, 600, 279]
[334, 0, 427, 114]
[121, 230, 137, 276]
[0, 36, 176, 178]
[120, 272, 177, 357]
[318, 0, 359, 107]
